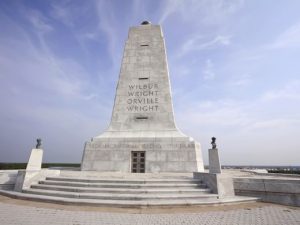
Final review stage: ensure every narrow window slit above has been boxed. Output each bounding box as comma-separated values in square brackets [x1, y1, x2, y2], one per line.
[136, 116, 148, 120]
[138, 77, 149, 80]
[140, 44, 149, 47]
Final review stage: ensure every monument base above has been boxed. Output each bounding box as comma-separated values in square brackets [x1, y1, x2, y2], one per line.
[193, 172, 235, 198]
[81, 134, 204, 173]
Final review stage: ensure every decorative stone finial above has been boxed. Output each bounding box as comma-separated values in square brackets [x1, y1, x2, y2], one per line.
[36, 138, 42, 149]
[141, 21, 151, 25]
[211, 137, 217, 149]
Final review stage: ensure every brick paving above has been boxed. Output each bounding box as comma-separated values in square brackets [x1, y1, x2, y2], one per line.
[0, 200, 299, 225]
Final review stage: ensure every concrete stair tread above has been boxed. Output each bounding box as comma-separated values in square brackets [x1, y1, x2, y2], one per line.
[23, 188, 218, 200]
[40, 180, 206, 188]
[0, 189, 259, 207]
[46, 176, 202, 184]
[31, 184, 211, 193]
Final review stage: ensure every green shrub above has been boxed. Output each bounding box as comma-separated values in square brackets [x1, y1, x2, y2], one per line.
[0, 163, 80, 170]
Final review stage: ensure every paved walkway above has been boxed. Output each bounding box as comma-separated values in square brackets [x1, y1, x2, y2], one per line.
[0, 196, 299, 225]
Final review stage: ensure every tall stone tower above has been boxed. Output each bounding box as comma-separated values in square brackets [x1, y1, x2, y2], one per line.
[81, 21, 204, 173]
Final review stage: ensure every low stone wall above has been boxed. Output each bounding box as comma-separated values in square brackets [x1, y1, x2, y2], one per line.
[0, 169, 60, 192]
[234, 177, 300, 207]
[14, 169, 60, 192]
[0, 170, 18, 190]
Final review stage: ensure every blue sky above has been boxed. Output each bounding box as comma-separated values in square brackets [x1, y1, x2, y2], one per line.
[0, 0, 300, 165]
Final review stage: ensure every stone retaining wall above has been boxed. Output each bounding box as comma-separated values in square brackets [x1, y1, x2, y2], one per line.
[234, 177, 300, 207]
[0, 170, 18, 190]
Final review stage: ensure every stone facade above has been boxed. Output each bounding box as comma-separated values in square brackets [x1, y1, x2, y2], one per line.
[81, 22, 204, 172]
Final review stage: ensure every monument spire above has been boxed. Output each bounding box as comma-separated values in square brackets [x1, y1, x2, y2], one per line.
[105, 21, 178, 135]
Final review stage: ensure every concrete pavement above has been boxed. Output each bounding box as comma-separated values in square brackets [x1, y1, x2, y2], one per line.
[0, 195, 299, 225]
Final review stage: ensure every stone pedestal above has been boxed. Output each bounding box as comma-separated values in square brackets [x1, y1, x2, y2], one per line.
[209, 148, 221, 174]
[26, 148, 43, 170]
[81, 136, 203, 172]
[14, 148, 45, 192]
[193, 172, 235, 198]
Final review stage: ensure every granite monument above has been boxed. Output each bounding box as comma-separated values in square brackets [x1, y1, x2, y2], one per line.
[81, 22, 204, 173]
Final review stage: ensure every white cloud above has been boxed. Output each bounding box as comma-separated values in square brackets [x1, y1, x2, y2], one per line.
[175, 95, 300, 166]
[202, 59, 215, 80]
[159, 0, 182, 24]
[228, 74, 251, 87]
[0, 12, 113, 162]
[81, 32, 98, 40]
[0, 11, 107, 105]
[132, 0, 146, 20]
[94, 0, 122, 70]
[176, 99, 250, 130]
[269, 22, 300, 49]
[159, 0, 244, 24]
[246, 119, 300, 131]
[262, 80, 300, 101]
[177, 35, 231, 58]
[27, 10, 53, 33]
[50, 2, 74, 27]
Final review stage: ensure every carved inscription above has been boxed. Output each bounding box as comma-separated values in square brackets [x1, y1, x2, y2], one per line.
[126, 83, 159, 112]
[86, 142, 195, 150]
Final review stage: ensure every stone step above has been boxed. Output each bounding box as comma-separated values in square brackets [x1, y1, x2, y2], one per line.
[30, 184, 211, 194]
[39, 180, 207, 189]
[0, 189, 259, 207]
[46, 176, 202, 184]
[23, 188, 218, 201]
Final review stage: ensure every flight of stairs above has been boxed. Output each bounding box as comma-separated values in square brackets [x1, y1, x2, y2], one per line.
[0, 172, 259, 207]
[21, 175, 224, 206]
